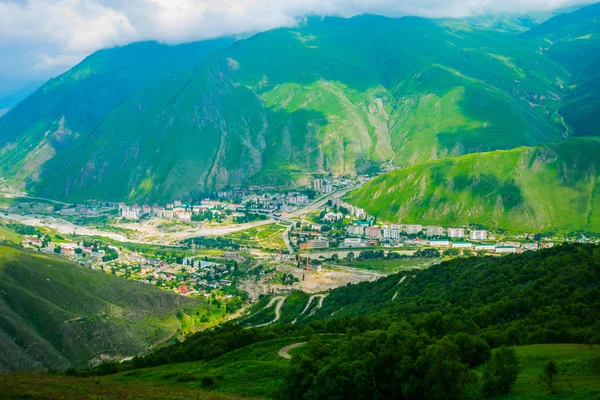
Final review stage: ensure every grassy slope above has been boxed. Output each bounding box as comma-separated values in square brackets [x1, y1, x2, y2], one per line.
[346, 137, 600, 232]
[0, 245, 200, 372]
[522, 2, 600, 137]
[2, 343, 597, 399]
[0, 16, 569, 202]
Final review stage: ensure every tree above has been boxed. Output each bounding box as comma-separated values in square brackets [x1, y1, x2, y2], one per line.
[330, 253, 339, 262]
[482, 346, 520, 397]
[539, 360, 559, 394]
[346, 252, 355, 262]
[54, 246, 62, 254]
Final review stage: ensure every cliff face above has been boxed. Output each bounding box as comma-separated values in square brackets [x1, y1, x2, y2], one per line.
[0, 16, 571, 202]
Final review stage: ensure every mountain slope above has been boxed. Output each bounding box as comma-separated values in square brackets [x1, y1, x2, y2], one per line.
[0, 16, 569, 202]
[346, 137, 600, 232]
[522, 2, 600, 137]
[0, 245, 198, 372]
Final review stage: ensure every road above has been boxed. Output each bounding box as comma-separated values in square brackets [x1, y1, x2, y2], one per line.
[278, 342, 307, 359]
[253, 296, 286, 328]
[293, 293, 328, 323]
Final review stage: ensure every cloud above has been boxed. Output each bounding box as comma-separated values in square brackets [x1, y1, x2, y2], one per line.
[0, 0, 596, 80]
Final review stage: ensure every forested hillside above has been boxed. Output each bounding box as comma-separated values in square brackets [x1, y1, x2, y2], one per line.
[346, 137, 600, 232]
[0, 16, 569, 202]
[0, 245, 200, 372]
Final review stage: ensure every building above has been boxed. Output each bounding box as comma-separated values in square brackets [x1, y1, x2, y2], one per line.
[475, 243, 495, 252]
[522, 242, 539, 251]
[122, 208, 140, 219]
[451, 241, 473, 249]
[313, 179, 323, 192]
[448, 228, 465, 238]
[470, 230, 488, 240]
[173, 200, 182, 207]
[224, 251, 241, 260]
[365, 226, 382, 239]
[382, 226, 401, 240]
[311, 224, 323, 232]
[426, 226, 445, 237]
[323, 182, 333, 193]
[323, 212, 343, 222]
[347, 225, 365, 236]
[341, 238, 367, 248]
[405, 224, 423, 235]
[495, 246, 517, 254]
[142, 204, 151, 214]
[429, 239, 450, 247]
[306, 239, 329, 249]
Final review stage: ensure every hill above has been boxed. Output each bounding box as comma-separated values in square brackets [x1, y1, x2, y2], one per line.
[522, 2, 600, 137]
[0, 245, 200, 372]
[0, 16, 569, 202]
[345, 137, 600, 232]
[8, 244, 596, 399]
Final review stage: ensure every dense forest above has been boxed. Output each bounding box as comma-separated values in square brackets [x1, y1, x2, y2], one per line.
[88, 244, 600, 398]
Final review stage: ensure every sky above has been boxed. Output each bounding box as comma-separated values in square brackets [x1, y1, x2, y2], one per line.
[0, 0, 596, 85]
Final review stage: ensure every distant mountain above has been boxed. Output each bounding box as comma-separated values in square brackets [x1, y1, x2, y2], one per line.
[0, 80, 43, 117]
[0, 16, 569, 202]
[346, 137, 600, 233]
[522, 2, 600, 137]
[0, 245, 198, 372]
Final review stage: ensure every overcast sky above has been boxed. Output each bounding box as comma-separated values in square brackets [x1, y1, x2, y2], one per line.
[0, 0, 595, 84]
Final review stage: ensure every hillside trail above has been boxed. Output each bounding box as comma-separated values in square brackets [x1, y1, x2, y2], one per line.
[278, 342, 307, 359]
[391, 275, 408, 301]
[253, 296, 286, 328]
[292, 293, 328, 324]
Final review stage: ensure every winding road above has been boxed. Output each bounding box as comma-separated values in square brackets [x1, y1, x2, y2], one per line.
[253, 296, 286, 328]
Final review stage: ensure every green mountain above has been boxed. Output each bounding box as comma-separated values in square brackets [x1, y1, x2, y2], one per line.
[346, 137, 600, 232]
[0, 16, 570, 202]
[0, 245, 199, 372]
[522, 2, 600, 137]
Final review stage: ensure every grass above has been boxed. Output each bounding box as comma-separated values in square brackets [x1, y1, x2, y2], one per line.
[224, 224, 287, 251]
[474, 344, 600, 399]
[346, 138, 600, 233]
[335, 258, 438, 274]
[0, 244, 200, 372]
[0, 373, 239, 400]
[104, 338, 305, 399]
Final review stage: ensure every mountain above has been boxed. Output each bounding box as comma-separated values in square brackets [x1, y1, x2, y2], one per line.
[522, 2, 600, 137]
[0, 245, 199, 372]
[0, 16, 569, 202]
[345, 137, 600, 233]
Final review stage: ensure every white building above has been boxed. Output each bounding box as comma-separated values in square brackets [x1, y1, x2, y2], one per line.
[383, 226, 401, 240]
[347, 225, 365, 236]
[448, 228, 465, 238]
[426, 226, 445, 237]
[475, 243, 495, 251]
[313, 179, 323, 192]
[495, 246, 517, 254]
[429, 239, 450, 247]
[470, 230, 488, 240]
[451, 241, 473, 249]
[405, 224, 423, 235]
[341, 238, 367, 248]
[323, 212, 343, 222]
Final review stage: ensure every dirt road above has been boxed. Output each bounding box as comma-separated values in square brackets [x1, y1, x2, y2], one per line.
[278, 342, 307, 359]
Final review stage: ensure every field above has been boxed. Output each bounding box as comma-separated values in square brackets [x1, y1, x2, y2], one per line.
[335, 258, 438, 274]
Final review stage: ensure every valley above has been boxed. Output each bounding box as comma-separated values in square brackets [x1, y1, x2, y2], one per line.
[1, 2, 600, 399]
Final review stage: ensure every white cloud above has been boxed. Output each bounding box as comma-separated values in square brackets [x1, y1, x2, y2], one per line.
[0, 0, 596, 80]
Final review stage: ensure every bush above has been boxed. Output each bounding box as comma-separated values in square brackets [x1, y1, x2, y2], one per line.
[201, 376, 215, 387]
